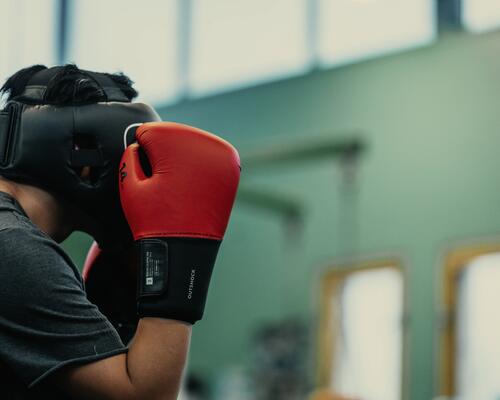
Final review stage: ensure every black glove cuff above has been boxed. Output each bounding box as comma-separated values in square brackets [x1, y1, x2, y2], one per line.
[136, 238, 220, 324]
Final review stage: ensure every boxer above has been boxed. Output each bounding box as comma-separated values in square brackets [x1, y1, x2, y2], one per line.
[0, 64, 240, 399]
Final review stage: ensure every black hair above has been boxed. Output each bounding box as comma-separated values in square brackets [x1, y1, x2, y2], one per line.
[0, 64, 138, 105]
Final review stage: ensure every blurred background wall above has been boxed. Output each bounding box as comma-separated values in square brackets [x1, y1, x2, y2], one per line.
[4, 0, 500, 399]
[153, 30, 500, 400]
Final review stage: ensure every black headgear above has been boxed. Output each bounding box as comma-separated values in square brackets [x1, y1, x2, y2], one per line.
[0, 67, 161, 247]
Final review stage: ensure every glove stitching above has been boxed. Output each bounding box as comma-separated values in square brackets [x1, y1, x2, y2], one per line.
[135, 232, 222, 240]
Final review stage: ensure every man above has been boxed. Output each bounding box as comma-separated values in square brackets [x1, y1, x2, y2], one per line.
[0, 65, 240, 399]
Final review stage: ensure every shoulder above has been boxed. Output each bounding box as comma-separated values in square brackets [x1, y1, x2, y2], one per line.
[0, 225, 82, 296]
[0, 225, 58, 264]
[0, 225, 42, 263]
[0, 226, 87, 330]
[0, 205, 24, 231]
[0, 200, 46, 256]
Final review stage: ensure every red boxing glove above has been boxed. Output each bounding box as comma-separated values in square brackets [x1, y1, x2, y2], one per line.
[119, 122, 240, 323]
[83, 241, 138, 343]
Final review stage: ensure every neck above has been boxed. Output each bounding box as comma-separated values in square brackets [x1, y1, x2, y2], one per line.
[0, 178, 72, 242]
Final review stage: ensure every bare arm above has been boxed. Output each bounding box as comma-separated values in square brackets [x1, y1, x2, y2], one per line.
[54, 318, 191, 400]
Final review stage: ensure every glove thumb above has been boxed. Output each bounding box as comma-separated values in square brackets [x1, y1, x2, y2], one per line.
[119, 143, 147, 187]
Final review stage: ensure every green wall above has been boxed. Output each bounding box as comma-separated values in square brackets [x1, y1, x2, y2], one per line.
[64, 29, 500, 400]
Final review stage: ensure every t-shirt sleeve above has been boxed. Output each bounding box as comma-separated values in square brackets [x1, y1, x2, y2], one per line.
[0, 227, 127, 388]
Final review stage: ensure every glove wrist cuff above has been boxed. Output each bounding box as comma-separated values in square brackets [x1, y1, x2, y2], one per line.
[136, 238, 220, 324]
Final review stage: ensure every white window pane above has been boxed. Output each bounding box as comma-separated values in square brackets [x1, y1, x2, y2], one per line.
[189, 0, 309, 96]
[456, 253, 500, 399]
[68, 0, 178, 105]
[0, 0, 56, 89]
[332, 268, 403, 400]
[462, 0, 500, 33]
[318, 0, 435, 67]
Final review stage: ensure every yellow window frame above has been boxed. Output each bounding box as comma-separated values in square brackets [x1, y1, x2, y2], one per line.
[439, 243, 500, 396]
[316, 258, 408, 398]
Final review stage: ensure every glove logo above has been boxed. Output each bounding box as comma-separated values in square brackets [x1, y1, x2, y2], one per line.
[187, 269, 196, 300]
[119, 162, 127, 183]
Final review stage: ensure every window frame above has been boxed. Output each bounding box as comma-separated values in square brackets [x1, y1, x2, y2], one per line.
[186, 0, 311, 97]
[315, 0, 436, 69]
[461, 0, 500, 33]
[0, 0, 58, 87]
[439, 243, 500, 396]
[54, 0, 438, 105]
[65, 0, 181, 106]
[316, 258, 408, 399]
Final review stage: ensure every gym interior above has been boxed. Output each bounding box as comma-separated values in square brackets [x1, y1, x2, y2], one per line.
[2, 0, 500, 399]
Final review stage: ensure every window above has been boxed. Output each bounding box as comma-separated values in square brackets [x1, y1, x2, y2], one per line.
[462, 0, 500, 33]
[317, 261, 405, 400]
[0, 0, 57, 91]
[440, 245, 500, 398]
[317, 0, 435, 67]
[67, 0, 179, 105]
[188, 0, 309, 96]
[1, 0, 441, 106]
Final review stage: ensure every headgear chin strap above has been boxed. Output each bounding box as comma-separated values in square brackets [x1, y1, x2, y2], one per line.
[0, 67, 161, 248]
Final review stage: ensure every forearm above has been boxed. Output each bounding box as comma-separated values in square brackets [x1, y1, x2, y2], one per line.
[126, 318, 191, 400]
[56, 318, 191, 400]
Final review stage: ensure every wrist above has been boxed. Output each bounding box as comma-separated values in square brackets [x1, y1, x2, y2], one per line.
[136, 237, 220, 324]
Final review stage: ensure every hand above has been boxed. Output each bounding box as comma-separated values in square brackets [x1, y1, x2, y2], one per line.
[119, 122, 240, 324]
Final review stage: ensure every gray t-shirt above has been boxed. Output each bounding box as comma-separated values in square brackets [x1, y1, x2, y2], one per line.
[0, 191, 127, 398]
